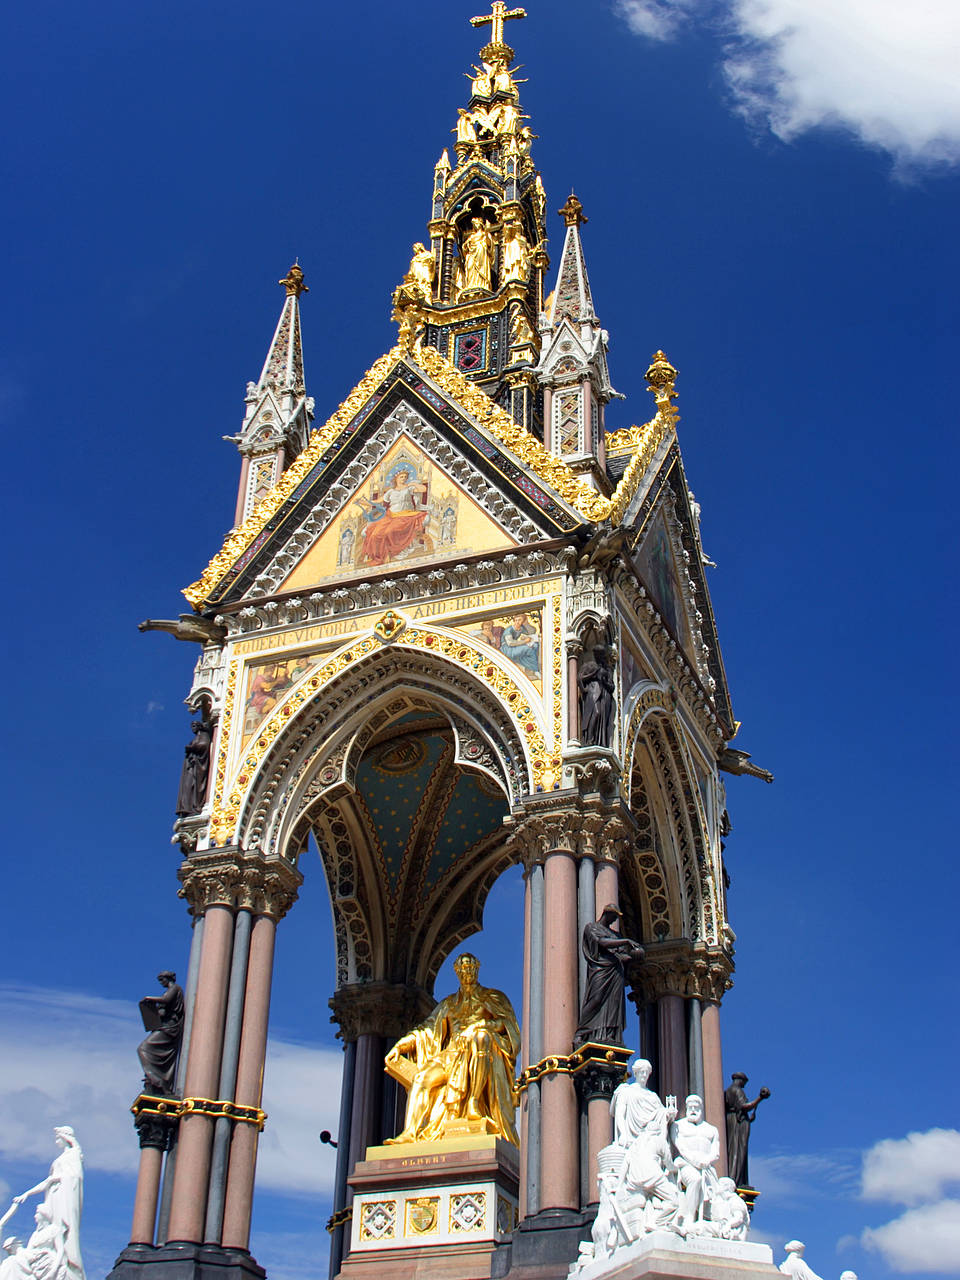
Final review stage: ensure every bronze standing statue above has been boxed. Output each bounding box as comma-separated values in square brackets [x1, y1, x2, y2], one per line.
[578, 648, 616, 747]
[574, 905, 644, 1046]
[137, 972, 184, 1095]
[724, 1072, 770, 1188]
[175, 718, 212, 817]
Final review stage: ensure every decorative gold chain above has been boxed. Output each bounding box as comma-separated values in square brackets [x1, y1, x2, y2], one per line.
[326, 1207, 353, 1234]
[515, 1042, 630, 1095]
[130, 1093, 267, 1131]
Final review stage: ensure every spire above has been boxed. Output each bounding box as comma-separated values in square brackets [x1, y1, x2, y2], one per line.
[257, 264, 308, 399]
[549, 194, 595, 326]
[536, 197, 619, 485]
[227, 264, 314, 529]
[389, 3, 548, 435]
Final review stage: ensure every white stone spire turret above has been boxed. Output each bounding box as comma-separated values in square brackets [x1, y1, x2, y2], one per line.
[227, 264, 314, 528]
[537, 195, 620, 488]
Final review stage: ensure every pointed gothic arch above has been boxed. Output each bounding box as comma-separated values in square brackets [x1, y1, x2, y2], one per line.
[232, 643, 533, 986]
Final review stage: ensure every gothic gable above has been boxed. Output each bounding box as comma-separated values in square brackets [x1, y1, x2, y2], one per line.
[185, 346, 593, 611]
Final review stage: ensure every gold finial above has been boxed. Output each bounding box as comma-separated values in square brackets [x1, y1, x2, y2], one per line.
[279, 263, 308, 297]
[645, 351, 679, 419]
[558, 193, 587, 227]
[470, 3, 526, 64]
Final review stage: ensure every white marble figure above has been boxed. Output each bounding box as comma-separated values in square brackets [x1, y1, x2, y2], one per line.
[571, 1059, 757, 1275]
[8, 1128, 84, 1280]
[700, 1177, 750, 1241]
[780, 1241, 824, 1280]
[1, 1206, 66, 1280]
[839, 1272, 858, 1280]
[671, 1094, 721, 1236]
[612, 1059, 679, 1237]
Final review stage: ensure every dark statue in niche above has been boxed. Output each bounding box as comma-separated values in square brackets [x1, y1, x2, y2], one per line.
[578, 647, 616, 747]
[175, 717, 213, 816]
[724, 1072, 771, 1188]
[574, 904, 644, 1046]
[137, 971, 184, 1095]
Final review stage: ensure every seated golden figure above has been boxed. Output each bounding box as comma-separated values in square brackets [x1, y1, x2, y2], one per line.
[384, 953, 520, 1146]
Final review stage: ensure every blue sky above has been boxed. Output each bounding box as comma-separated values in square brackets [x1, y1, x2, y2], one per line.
[2, 2, 958, 1278]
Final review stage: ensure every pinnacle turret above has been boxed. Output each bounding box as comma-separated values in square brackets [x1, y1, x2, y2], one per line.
[226, 264, 314, 529]
[537, 196, 619, 487]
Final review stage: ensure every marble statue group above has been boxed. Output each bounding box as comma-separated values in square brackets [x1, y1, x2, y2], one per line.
[1, 1128, 85, 1280]
[572, 1058, 748, 1275]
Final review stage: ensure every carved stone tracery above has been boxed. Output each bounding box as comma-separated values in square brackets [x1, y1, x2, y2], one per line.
[328, 981, 435, 1043]
[627, 939, 732, 1005]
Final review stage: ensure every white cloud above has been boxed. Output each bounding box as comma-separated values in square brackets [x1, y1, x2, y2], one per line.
[0, 986, 341, 1197]
[863, 1199, 960, 1274]
[615, 0, 699, 41]
[614, 0, 960, 171]
[749, 1148, 859, 1203]
[858, 1130, 960, 1274]
[862, 1128, 960, 1207]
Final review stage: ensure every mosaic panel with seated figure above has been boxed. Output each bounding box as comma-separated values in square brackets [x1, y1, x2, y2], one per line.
[280, 436, 516, 591]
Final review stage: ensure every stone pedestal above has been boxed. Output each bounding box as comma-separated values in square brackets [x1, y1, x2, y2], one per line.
[338, 1136, 519, 1280]
[573, 1233, 778, 1280]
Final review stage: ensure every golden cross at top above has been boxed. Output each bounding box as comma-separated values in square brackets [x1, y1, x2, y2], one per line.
[470, 3, 526, 48]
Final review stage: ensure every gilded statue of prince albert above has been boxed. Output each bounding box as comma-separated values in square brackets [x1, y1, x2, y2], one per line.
[385, 953, 520, 1145]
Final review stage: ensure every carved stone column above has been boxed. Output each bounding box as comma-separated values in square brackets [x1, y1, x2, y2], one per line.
[565, 637, 582, 744]
[166, 890, 235, 1244]
[542, 842, 578, 1211]
[327, 980, 434, 1265]
[574, 1053, 630, 1207]
[220, 867, 300, 1251]
[520, 858, 544, 1217]
[701, 1000, 727, 1175]
[130, 1107, 177, 1245]
[629, 939, 732, 1167]
[166, 851, 301, 1248]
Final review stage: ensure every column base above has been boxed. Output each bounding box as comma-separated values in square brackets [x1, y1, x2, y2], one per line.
[107, 1242, 266, 1280]
[491, 1208, 590, 1279]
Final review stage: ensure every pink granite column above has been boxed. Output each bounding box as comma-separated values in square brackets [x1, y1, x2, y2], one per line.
[594, 860, 618, 912]
[540, 850, 579, 1211]
[543, 389, 553, 451]
[167, 903, 235, 1243]
[129, 1147, 163, 1244]
[221, 914, 277, 1250]
[520, 869, 532, 1219]
[585, 1096, 611, 1206]
[657, 994, 688, 1104]
[233, 457, 251, 528]
[701, 1000, 727, 1175]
